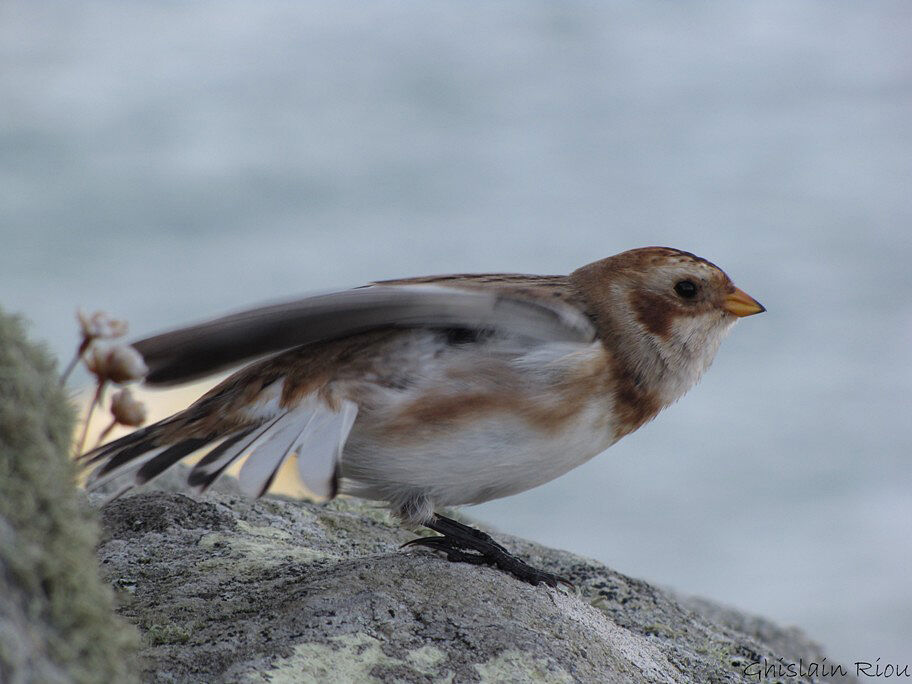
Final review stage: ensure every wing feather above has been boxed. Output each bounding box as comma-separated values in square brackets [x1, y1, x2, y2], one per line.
[132, 284, 595, 386]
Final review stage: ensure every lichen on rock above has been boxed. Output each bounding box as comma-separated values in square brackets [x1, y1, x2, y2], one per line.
[0, 308, 138, 684]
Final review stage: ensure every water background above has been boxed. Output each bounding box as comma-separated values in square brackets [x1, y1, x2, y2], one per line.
[3, 1, 911, 669]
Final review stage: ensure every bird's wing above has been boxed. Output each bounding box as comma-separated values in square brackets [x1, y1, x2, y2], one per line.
[132, 283, 596, 386]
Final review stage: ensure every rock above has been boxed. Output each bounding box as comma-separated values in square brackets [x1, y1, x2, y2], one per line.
[95, 469, 854, 683]
[0, 309, 138, 684]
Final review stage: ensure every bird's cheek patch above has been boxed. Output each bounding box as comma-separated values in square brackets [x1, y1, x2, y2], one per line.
[630, 291, 678, 340]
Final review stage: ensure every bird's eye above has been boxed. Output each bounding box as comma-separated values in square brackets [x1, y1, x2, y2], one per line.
[674, 280, 699, 299]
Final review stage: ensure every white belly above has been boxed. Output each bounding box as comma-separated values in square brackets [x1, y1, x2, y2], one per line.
[339, 392, 616, 510]
[322, 332, 620, 519]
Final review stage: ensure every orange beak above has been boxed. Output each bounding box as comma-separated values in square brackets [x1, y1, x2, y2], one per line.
[723, 287, 766, 317]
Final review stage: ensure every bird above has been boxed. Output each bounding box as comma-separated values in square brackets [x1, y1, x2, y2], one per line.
[80, 246, 764, 586]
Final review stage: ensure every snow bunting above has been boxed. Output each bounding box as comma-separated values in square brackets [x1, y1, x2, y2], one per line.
[81, 246, 764, 586]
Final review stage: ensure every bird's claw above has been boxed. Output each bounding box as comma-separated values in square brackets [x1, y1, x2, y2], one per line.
[402, 520, 574, 589]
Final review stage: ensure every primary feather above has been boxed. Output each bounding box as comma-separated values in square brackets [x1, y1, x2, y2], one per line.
[133, 283, 595, 385]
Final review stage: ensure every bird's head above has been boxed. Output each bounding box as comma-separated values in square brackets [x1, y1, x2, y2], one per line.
[571, 246, 764, 403]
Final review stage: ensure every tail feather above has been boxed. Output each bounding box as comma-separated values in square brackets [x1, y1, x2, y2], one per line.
[187, 420, 280, 492]
[294, 400, 358, 498]
[79, 387, 359, 499]
[186, 429, 258, 490]
[79, 424, 158, 466]
[79, 413, 236, 491]
[238, 409, 315, 498]
[86, 446, 167, 491]
[90, 434, 171, 480]
[135, 437, 214, 485]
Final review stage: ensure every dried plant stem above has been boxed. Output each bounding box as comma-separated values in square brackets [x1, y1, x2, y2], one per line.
[60, 338, 91, 386]
[75, 381, 106, 456]
[94, 420, 117, 449]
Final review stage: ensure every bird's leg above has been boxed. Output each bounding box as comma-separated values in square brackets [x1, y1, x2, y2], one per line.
[402, 513, 572, 588]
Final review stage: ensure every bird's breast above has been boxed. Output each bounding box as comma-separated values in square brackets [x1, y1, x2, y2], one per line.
[338, 341, 625, 505]
[377, 341, 618, 438]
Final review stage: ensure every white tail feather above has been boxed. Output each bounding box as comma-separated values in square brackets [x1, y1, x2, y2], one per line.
[237, 409, 312, 497]
[235, 396, 359, 498]
[190, 418, 280, 485]
[295, 399, 358, 498]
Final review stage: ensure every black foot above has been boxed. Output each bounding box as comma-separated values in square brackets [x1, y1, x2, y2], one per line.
[402, 513, 573, 589]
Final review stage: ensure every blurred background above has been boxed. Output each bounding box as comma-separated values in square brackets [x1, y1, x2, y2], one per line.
[3, 0, 910, 669]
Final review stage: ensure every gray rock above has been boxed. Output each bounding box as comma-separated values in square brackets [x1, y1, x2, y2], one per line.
[96, 470, 855, 683]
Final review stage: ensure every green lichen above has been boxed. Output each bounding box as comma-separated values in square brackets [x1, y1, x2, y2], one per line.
[0, 308, 138, 683]
[250, 633, 452, 683]
[198, 519, 336, 570]
[406, 644, 448, 673]
[323, 496, 400, 526]
[642, 621, 680, 640]
[145, 622, 193, 646]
